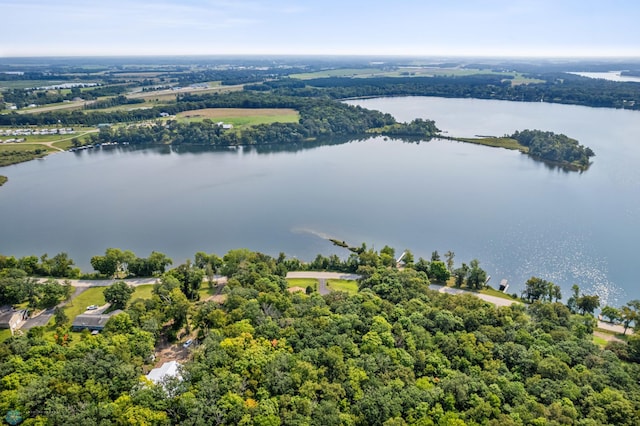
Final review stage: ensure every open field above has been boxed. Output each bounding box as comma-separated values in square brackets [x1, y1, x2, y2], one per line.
[290, 68, 388, 79]
[128, 83, 242, 101]
[16, 100, 90, 114]
[326, 279, 358, 294]
[176, 108, 300, 127]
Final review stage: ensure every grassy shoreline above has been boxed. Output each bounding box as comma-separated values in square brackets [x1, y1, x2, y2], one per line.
[444, 135, 528, 152]
[444, 135, 591, 171]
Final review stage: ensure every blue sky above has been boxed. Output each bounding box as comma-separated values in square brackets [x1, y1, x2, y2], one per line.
[2, 0, 639, 57]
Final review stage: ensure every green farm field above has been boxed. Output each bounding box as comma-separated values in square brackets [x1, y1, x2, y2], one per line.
[175, 108, 300, 127]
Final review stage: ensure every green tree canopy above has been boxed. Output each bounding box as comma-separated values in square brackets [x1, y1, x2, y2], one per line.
[103, 281, 135, 310]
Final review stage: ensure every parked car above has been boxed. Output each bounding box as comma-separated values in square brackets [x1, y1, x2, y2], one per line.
[183, 339, 193, 348]
[86, 305, 98, 310]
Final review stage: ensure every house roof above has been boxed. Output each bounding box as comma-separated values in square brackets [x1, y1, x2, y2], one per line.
[71, 310, 123, 329]
[146, 361, 181, 384]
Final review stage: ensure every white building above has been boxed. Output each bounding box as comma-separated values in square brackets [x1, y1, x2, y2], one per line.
[146, 361, 181, 384]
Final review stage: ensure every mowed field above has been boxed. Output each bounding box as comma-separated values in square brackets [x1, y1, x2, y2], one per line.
[176, 108, 300, 127]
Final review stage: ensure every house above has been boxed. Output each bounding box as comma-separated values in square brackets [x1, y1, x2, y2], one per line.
[0, 307, 29, 331]
[146, 361, 181, 384]
[71, 309, 123, 332]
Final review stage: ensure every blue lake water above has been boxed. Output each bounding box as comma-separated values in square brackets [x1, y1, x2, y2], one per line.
[1, 96, 639, 305]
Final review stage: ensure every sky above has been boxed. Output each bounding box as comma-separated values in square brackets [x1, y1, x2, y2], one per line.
[2, 0, 640, 58]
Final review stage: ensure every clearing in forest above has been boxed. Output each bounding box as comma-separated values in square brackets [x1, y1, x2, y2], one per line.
[175, 108, 299, 127]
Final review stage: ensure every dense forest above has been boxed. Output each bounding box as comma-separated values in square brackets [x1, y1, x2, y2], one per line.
[1, 246, 640, 424]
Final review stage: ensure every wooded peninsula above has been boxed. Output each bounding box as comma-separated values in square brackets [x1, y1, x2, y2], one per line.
[3, 56, 626, 182]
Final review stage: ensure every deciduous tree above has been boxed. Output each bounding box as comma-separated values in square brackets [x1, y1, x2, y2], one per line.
[104, 281, 135, 310]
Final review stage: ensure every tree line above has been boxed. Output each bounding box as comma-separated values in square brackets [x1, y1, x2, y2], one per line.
[1, 84, 132, 109]
[253, 73, 640, 110]
[82, 94, 437, 147]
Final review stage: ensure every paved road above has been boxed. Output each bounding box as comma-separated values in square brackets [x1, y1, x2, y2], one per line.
[21, 309, 54, 330]
[286, 272, 360, 296]
[318, 279, 329, 295]
[40, 273, 628, 334]
[430, 284, 520, 307]
[286, 272, 361, 280]
[37, 277, 159, 288]
[596, 320, 627, 334]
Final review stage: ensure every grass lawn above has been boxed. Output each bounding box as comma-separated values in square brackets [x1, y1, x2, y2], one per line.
[0, 329, 13, 342]
[52, 140, 75, 150]
[479, 286, 521, 302]
[593, 335, 608, 347]
[63, 287, 107, 320]
[593, 335, 609, 348]
[326, 279, 358, 294]
[175, 108, 299, 128]
[130, 284, 155, 302]
[0, 143, 57, 153]
[438, 278, 520, 303]
[286, 278, 318, 289]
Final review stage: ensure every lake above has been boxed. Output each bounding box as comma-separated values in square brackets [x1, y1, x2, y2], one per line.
[1, 96, 639, 305]
[568, 71, 640, 83]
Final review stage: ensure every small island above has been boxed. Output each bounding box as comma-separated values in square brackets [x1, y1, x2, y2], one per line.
[450, 129, 594, 171]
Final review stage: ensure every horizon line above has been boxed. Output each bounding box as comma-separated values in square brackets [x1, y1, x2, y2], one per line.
[2, 53, 640, 60]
